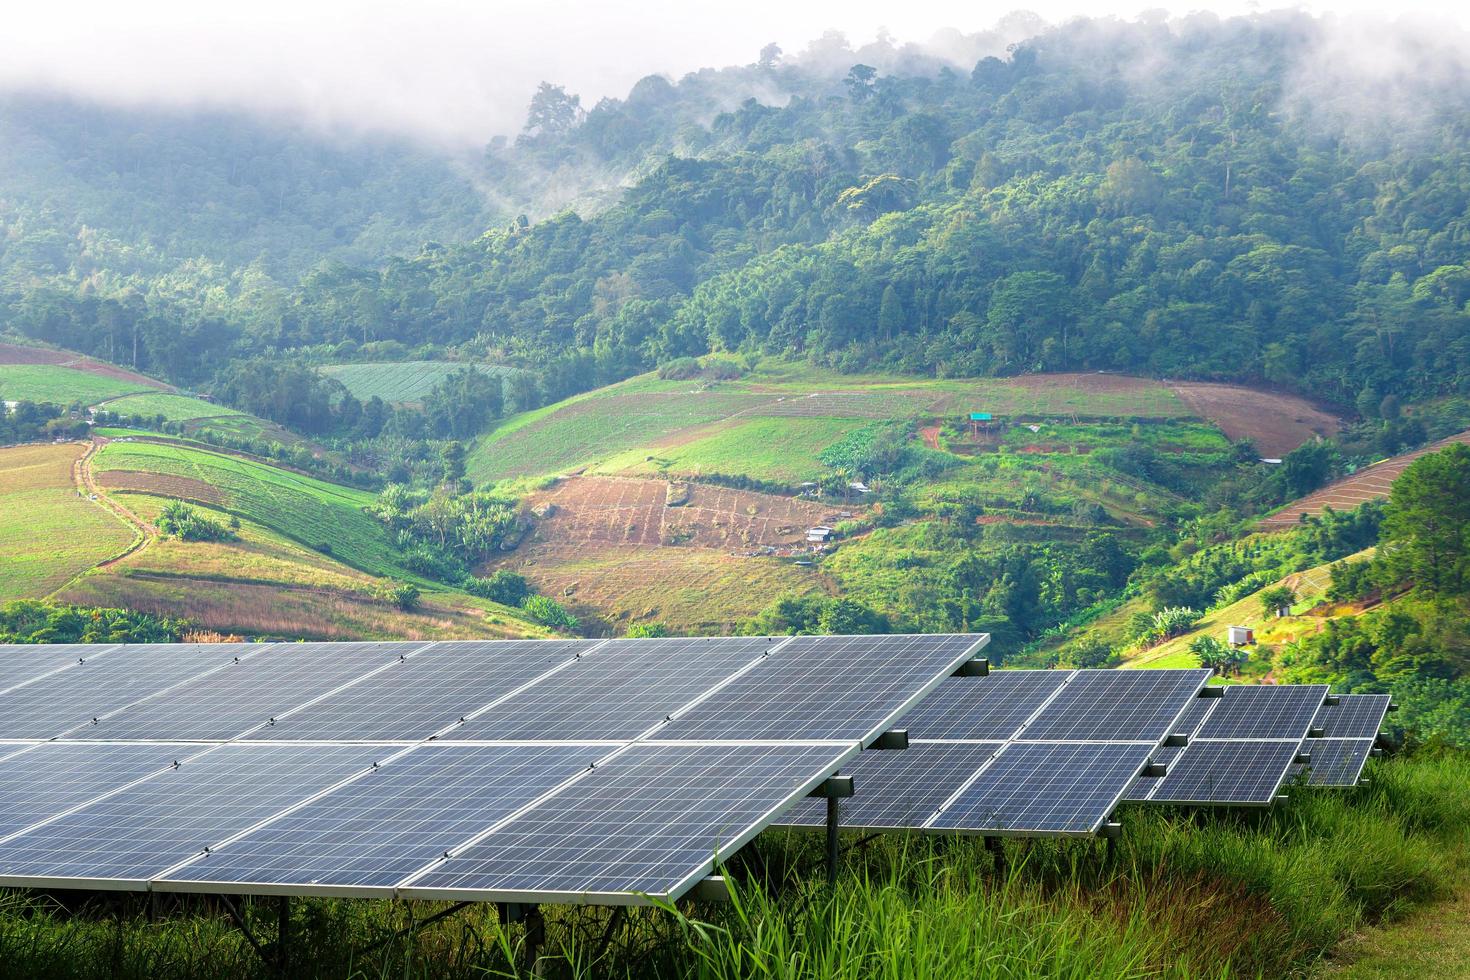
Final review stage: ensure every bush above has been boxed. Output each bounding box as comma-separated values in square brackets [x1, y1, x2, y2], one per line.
[462, 569, 532, 606]
[399, 545, 467, 583]
[657, 356, 702, 380]
[385, 582, 421, 612]
[156, 500, 236, 542]
[521, 594, 579, 631]
[626, 622, 670, 638]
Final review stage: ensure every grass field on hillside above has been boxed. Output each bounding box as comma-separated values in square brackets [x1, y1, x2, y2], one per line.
[92, 441, 399, 576]
[0, 751, 1463, 979]
[320, 361, 525, 405]
[0, 364, 154, 405]
[101, 391, 245, 421]
[0, 443, 135, 601]
[592, 416, 863, 483]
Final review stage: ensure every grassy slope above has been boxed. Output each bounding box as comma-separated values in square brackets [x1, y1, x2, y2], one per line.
[99, 391, 245, 422]
[592, 415, 863, 483]
[0, 442, 135, 601]
[320, 361, 524, 406]
[0, 364, 153, 404]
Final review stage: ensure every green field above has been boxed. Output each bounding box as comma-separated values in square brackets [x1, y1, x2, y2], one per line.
[592, 416, 864, 483]
[0, 364, 154, 405]
[101, 391, 245, 422]
[92, 441, 401, 576]
[320, 360, 525, 405]
[0, 443, 135, 600]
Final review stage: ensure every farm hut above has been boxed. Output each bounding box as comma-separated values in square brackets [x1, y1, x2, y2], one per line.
[848, 481, 870, 494]
[1228, 626, 1255, 647]
[806, 526, 832, 548]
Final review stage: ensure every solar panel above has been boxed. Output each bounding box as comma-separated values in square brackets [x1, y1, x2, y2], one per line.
[158, 743, 604, 895]
[896, 670, 1072, 741]
[401, 742, 850, 903]
[0, 743, 185, 840]
[929, 742, 1155, 835]
[0, 744, 381, 888]
[1294, 739, 1374, 787]
[246, 640, 587, 742]
[1141, 740, 1302, 805]
[1020, 670, 1212, 742]
[778, 742, 1004, 830]
[75, 642, 423, 741]
[650, 634, 986, 742]
[1165, 693, 1218, 737]
[1193, 685, 1328, 740]
[0, 644, 264, 739]
[0, 644, 114, 693]
[1313, 694, 1391, 739]
[457, 636, 774, 741]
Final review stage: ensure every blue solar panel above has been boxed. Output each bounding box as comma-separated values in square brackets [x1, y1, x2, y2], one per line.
[929, 742, 1154, 835]
[777, 742, 1004, 830]
[0, 743, 185, 840]
[0, 744, 381, 887]
[0, 644, 263, 739]
[1144, 740, 1301, 805]
[458, 636, 772, 741]
[158, 743, 603, 893]
[76, 642, 421, 741]
[896, 670, 1072, 740]
[1295, 740, 1375, 787]
[650, 634, 984, 742]
[0, 644, 111, 693]
[1193, 685, 1327, 740]
[246, 640, 586, 742]
[1019, 670, 1211, 742]
[1313, 694, 1391, 739]
[402, 742, 848, 902]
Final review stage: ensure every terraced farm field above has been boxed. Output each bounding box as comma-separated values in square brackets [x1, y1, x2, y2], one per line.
[1260, 430, 1470, 529]
[0, 343, 168, 390]
[592, 416, 863, 483]
[92, 440, 401, 575]
[0, 364, 156, 405]
[320, 361, 525, 406]
[98, 392, 244, 422]
[1167, 381, 1340, 458]
[0, 443, 135, 600]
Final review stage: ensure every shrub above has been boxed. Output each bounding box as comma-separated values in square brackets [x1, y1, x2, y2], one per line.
[521, 594, 579, 631]
[657, 356, 702, 380]
[156, 500, 236, 542]
[462, 569, 532, 606]
[384, 582, 420, 612]
[626, 622, 670, 638]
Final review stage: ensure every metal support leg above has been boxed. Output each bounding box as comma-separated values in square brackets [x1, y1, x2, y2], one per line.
[593, 907, 626, 963]
[275, 896, 290, 978]
[525, 906, 546, 977]
[985, 836, 1006, 878]
[826, 794, 840, 887]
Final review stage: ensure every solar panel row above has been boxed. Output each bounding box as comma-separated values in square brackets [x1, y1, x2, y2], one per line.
[0, 634, 987, 904]
[1290, 694, 1392, 787]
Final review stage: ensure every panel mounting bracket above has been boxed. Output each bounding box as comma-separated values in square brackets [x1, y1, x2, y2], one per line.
[1295, 752, 1312, 764]
[1198, 686, 1225, 698]
[1141, 761, 1168, 778]
[1162, 733, 1190, 748]
[687, 876, 732, 903]
[1324, 694, 1341, 706]
[1307, 727, 1326, 739]
[807, 775, 855, 799]
[1098, 821, 1122, 839]
[870, 729, 909, 751]
[952, 658, 989, 678]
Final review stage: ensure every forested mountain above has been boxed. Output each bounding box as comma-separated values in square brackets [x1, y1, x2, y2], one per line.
[2, 13, 1467, 413]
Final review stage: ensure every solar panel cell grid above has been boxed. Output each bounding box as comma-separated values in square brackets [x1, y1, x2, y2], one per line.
[650, 634, 984, 742]
[899, 670, 1072, 741]
[1298, 739, 1374, 787]
[0, 644, 109, 693]
[1146, 740, 1301, 805]
[777, 742, 1005, 830]
[0, 743, 185, 840]
[159, 743, 604, 892]
[458, 637, 773, 741]
[1194, 685, 1328, 740]
[0, 744, 382, 885]
[0, 644, 262, 739]
[929, 742, 1154, 835]
[1313, 695, 1391, 740]
[404, 742, 847, 901]
[1019, 669, 1212, 742]
[247, 640, 586, 742]
[76, 642, 422, 741]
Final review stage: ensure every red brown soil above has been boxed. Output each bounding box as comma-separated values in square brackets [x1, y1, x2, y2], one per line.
[919, 425, 941, 450]
[96, 469, 227, 507]
[1260, 429, 1470, 530]
[0, 342, 171, 390]
[521, 476, 845, 551]
[1168, 381, 1339, 457]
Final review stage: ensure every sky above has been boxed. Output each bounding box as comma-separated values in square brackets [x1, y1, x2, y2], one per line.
[2, 0, 1468, 148]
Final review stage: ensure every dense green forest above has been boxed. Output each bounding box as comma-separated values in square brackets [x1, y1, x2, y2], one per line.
[3, 12, 1469, 414]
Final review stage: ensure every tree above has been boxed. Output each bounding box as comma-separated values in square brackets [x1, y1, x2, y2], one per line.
[440, 441, 466, 485]
[1259, 585, 1297, 618]
[758, 43, 782, 70]
[877, 284, 904, 340]
[521, 82, 582, 140]
[845, 64, 877, 101]
[1380, 444, 1470, 597]
[985, 272, 1074, 369]
[1190, 635, 1233, 675]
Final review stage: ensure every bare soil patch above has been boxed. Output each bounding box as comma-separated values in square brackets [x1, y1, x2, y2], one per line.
[97, 470, 227, 507]
[1261, 429, 1470, 529]
[0, 342, 170, 390]
[524, 476, 845, 551]
[1168, 382, 1339, 457]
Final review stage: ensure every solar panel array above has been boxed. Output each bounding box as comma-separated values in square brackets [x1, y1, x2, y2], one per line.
[780, 668, 1211, 836]
[1290, 694, 1391, 787]
[1124, 684, 1331, 805]
[0, 634, 985, 904]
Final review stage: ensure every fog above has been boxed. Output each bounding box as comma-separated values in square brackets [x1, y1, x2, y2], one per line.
[2, 0, 1468, 149]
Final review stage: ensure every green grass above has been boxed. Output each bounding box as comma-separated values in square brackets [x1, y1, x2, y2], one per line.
[0, 365, 154, 405]
[101, 392, 245, 423]
[593, 417, 864, 483]
[92, 441, 402, 577]
[0, 751, 1463, 979]
[320, 361, 525, 406]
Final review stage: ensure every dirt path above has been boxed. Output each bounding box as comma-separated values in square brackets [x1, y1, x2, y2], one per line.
[919, 425, 941, 451]
[52, 438, 155, 594]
